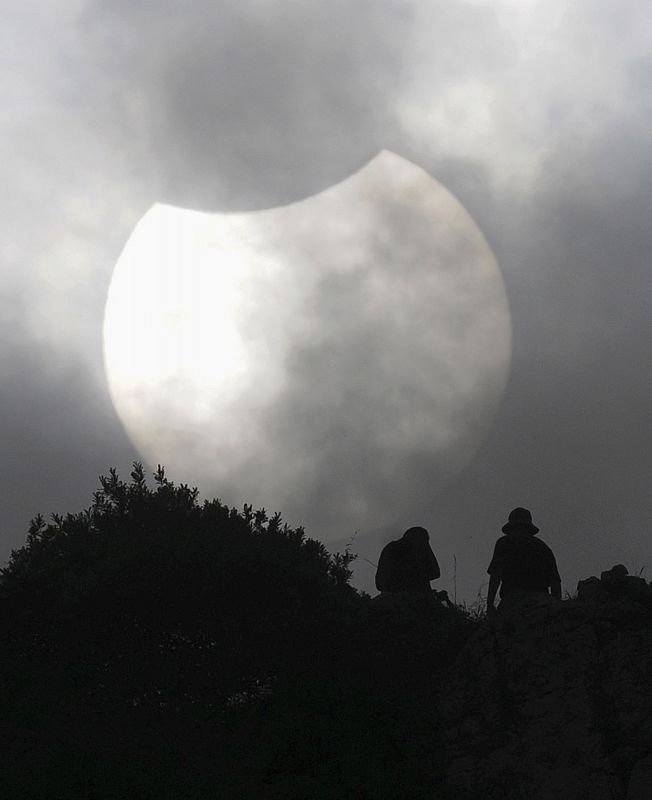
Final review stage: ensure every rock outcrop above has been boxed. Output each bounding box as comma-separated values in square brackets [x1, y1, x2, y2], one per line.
[439, 568, 652, 800]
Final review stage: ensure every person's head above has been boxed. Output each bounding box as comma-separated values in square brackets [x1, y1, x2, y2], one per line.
[402, 526, 430, 545]
[501, 507, 539, 535]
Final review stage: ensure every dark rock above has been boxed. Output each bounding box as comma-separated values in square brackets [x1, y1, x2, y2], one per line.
[602, 564, 629, 581]
[439, 593, 652, 800]
[577, 565, 650, 605]
[627, 751, 652, 800]
[577, 575, 609, 603]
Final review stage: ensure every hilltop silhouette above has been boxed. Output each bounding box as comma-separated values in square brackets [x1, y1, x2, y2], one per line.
[1, 464, 651, 799]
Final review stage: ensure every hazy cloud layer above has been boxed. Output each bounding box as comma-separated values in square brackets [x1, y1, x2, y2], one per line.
[3, 0, 652, 599]
[82, 0, 413, 209]
[103, 154, 510, 539]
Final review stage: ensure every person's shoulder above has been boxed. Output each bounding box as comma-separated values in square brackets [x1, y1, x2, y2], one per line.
[532, 536, 556, 554]
[533, 536, 552, 548]
[380, 540, 402, 557]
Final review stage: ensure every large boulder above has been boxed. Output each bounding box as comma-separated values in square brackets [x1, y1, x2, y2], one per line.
[439, 588, 652, 800]
[578, 564, 650, 604]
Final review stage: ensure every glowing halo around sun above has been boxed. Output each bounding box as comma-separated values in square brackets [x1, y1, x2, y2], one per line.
[103, 151, 511, 541]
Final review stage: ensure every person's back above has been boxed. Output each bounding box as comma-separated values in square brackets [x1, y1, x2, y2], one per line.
[487, 507, 561, 614]
[492, 534, 557, 595]
[375, 526, 440, 594]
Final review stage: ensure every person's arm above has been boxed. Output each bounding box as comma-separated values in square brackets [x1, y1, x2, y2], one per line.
[375, 552, 388, 592]
[487, 572, 501, 616]
[426, 545, 441, 581]
[375, 545, 394, 592]
[486, 538, 504, 616]
[548, 550, 562, 599]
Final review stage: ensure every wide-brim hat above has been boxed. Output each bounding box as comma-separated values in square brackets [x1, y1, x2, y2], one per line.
[502, 507, 539, 534]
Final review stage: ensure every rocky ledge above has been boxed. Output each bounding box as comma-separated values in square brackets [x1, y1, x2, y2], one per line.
[439, 566, 652, 800]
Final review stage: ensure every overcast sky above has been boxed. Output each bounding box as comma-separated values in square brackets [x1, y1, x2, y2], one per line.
[4, 0, 652, 601]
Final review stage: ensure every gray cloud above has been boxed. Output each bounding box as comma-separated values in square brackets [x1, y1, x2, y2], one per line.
[82, 0, 414, 210]
[381, 118, 652, 601]
[103, 154, 510, 541]
[0, 318, 138, 554]
[3, 0, 652, 602]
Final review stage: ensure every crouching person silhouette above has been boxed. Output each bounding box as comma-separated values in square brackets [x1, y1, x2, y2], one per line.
[486, 507, 561, 616]
[375, 526, 441, 595]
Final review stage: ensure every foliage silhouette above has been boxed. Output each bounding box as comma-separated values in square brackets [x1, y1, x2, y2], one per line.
[0, 464, 475, 799]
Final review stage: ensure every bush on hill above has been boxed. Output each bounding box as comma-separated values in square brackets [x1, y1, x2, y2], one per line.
[0, 464, 475, 799]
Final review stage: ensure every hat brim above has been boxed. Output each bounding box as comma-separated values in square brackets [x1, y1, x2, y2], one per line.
[502, 521, 539, 534]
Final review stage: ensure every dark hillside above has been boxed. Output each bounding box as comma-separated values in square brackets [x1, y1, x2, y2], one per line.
[0, 465, 472, 798]
[1, 466, 651, 799]
[440, 572, 652, 800]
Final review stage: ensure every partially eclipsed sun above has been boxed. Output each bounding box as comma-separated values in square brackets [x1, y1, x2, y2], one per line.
[103, 151, 511, 541]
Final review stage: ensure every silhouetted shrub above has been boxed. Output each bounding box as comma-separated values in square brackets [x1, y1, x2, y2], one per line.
[0, 464, 475, 799]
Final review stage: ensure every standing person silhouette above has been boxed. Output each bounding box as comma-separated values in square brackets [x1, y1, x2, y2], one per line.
[486, 508, 561, 615]
[375, 526, 441, 594]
